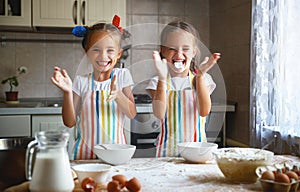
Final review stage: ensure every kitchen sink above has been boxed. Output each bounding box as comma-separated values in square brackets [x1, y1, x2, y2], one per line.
[0, 98, 63, 108]
[0, 101, 43, 108]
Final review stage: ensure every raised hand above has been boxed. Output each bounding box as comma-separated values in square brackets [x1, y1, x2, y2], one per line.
[51, 66, 73, 93]
[195, 53, 221, 75]
[153, 51, 168, 80]
[107, 74, 119, 102]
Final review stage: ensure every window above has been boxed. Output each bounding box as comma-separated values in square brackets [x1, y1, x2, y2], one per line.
[250, 0, 300, 155]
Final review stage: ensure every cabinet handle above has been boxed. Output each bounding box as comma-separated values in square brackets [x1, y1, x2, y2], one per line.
[72, 0, 78, 25]
[81, 1, 86, 25]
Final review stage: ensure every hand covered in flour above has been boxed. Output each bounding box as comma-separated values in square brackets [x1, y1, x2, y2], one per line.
[153, 51, 168, 81]
[107, 74, 119, 102]
[51, 66, 72, 93]
[194, 53, 221, 75]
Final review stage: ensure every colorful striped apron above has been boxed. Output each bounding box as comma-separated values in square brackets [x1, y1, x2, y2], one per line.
[73, 72, 126, 160]
[156, 72, 207, 157]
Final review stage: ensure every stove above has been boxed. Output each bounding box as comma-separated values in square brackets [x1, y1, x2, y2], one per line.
[134, 94, 152, 104]
[131, 94, 160, 158]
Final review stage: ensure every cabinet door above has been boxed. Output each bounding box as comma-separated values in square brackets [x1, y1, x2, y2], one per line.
[84, 0, 126, 26]
[31, 115, 67, 134]
[31, 115, 75, 158]
[32, 0, 126, 27]
[0, 115, 31, 137]
[0, 0, 31, 26]
[32, 0, 76, 27]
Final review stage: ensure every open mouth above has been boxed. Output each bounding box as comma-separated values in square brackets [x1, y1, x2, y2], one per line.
[173, 60, 185, 69]
[96, 60, 111, 66]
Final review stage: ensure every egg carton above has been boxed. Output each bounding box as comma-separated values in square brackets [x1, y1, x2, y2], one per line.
[256, 163, 300, 192]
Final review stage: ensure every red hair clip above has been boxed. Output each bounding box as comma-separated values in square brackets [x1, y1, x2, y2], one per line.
[112, 15, 123, 33]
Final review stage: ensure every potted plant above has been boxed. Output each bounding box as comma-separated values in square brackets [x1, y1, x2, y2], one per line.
[1, 66, 28, 103]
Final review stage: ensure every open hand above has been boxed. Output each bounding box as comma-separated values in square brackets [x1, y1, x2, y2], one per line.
[51, 66, 72, 93]
[195, 53, 221, 75]
[153, 51, 168, 80]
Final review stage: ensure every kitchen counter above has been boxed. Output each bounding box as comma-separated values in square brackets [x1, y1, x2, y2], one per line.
[6, 155, 299, 192]
[0, 98, 63, 115]
[0, 98, 235, 115]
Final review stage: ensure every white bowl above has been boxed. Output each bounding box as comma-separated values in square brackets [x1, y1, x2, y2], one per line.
[213, 148, 274, 183]
[177, 142, 218, 163]
[94, 144, 136, 165]
[72, 163, 111, 184]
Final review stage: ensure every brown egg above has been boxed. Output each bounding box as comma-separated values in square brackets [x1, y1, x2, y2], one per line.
[107, 180, 121, 192]
[125, 177, 141, 192]
[81, 177, 97, 192]
[112, 174, 127, 188]
[275, 173, 290, 183]
[286, 171, 299, 181]
[261, 170, 275, 181]
[292, 165, 300, 176]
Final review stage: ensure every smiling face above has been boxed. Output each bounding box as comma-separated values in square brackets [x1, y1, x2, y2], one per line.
[161, 30, 196, 77]
[86, 31, 122, 78]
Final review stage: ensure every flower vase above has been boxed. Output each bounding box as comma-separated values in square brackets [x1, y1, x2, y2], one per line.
[5, 91, 19, 104]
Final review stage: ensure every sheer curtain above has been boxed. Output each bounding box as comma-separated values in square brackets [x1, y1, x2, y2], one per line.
[250, 0, 300, 155]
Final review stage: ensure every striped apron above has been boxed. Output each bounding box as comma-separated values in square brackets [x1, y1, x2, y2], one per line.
[73, 72, 126, 160]
[156, 72, 207, 157]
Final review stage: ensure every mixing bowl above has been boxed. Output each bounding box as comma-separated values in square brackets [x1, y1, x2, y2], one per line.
[94, 144, 136, 165]
[177, 142, 218, 163]
[213, 147, 274, 183]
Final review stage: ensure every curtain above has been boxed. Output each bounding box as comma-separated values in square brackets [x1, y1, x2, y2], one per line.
[250, 0, 300, 155]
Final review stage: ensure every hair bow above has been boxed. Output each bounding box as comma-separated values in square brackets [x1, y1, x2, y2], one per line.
[72, 26, 87, 37]
[112, 15, 123, 33]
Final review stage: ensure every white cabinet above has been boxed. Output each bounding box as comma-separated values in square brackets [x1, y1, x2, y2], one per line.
[0, 115, 31, 137]
[32, 0, 126, 27]
[0, 0, 31, 27]
[31, 115, 75, 157]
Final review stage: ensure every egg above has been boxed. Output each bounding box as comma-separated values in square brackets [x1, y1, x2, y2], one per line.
[261, 170, 275, 181]
[275, 173, 290, 183]
[112, 174, 127, 188]
[81, 177, 97, 192]
[107, 180, 121, 192]
[125, 177, 141, 192]
[286, 171, 299, 181]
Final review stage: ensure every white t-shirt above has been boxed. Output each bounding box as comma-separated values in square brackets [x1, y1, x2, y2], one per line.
[73, 68, 134, 97]
[146, 73, 216, 95]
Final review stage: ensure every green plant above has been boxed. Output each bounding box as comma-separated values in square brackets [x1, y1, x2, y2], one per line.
[1, 66, 28, 92]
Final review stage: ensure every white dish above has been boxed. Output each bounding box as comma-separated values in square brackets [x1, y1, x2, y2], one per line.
[94, 144, 136, 165]
[177, 142, 218, 163]
[72, 163, 111, 184]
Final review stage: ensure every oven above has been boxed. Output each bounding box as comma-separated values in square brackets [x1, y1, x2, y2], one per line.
[131, 94, 161, 158]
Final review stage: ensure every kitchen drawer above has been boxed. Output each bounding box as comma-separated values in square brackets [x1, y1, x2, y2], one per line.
[0, 115, 31, 137]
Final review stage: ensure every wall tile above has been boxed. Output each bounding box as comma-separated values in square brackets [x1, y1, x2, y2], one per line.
[131, 0, 158, 14]
[158, 0, 185, 16]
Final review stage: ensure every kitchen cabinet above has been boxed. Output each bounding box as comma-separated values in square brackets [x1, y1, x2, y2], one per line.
[31, 115, 66, 133]
[32, 0, 126, 27]
[0, 0, 31, 27]
[0, 115, 31, 137]
[31, 114, 75, 157]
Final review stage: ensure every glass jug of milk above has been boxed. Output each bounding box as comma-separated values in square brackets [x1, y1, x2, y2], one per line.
[26, 130, 74, 192]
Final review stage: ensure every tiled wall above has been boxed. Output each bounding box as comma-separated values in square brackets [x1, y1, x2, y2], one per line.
[210, 0, 252, 145]
[0, 0, 210, 98]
